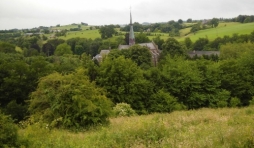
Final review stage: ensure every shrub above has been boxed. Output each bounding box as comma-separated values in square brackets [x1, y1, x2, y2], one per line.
[29, 68, 113, 129]
[0, 111, 28, 147]
[230, 97, 241, 107]
[148, 89, 185, 113]
[249, 97, 254, 106]
[113, 103, 136, 117]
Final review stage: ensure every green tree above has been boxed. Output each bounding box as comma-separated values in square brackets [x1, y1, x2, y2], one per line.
[162, 38, 186, 57]
[178, 19, 183, 24]
[0, 54, 53, 121]
[54, 43, 73, 56]
[219, 59, 254, 106]
[99, 25, 116, 39]
[29, 68, 113, 128]
[159, 56, 203, 109]
[135, 32, 150, 43]
[187, 18, 192, 23]
[192, 38, 209, 51]
[0, 42, 16, 53]
[129, 44, 152, 68]
[190, 23, 201, 34]
[219, 43, 253, 60]
[152, 35, 164, 50]
[97, 56, 151, 113]
[209, 18, 219, 28]
[249, 31, 254, 43]
[0, 111, 27, 147]
[184, 37, 192, 49]
[147, 89, 185, 113]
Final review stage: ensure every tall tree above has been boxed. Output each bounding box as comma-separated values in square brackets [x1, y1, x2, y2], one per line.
[162, 38, 186, 57]
[210, 18, 219, 28]
[99, 25, 116, 39]
[54, 43, 73, 56]
[97, 56, 151, 113]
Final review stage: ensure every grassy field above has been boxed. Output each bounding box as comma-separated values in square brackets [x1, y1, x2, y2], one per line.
[177, 22, 254, 42]
[58, 29, 101, 40]
[51, 25, 90, 30]
[19, 106, 254, 148]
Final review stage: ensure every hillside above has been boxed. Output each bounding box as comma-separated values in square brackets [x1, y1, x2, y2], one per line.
[177, 22, 254, 42]
[20, 106, 254, 148]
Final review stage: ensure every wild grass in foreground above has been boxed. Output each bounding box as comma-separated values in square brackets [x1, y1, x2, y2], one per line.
[19, 106, 254, 148]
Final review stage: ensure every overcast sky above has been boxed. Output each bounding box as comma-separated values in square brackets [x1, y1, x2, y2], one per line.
[0, 0, 254, 30]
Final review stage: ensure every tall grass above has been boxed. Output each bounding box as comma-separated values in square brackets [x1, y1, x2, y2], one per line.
[19, 106, 254, 148]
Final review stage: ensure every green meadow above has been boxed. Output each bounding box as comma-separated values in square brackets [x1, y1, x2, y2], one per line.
[20, 106, 254, 148]
[51, 24, 90, 30]
[59, 29, 101, 40]
[177, 22, 254, 42]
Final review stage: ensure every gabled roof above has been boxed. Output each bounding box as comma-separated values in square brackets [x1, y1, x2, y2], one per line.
[118, 45, 130, 50]
[138, 42, 157, 50]
[100, 50, 110, 55]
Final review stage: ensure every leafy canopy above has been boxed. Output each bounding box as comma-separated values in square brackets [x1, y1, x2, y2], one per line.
[29, 68, 113, 128]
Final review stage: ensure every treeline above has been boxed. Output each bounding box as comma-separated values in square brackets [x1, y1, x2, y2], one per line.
[120, 21, 184, 36]
[222, 15, 254, 23]
[185, 31, 254, 50]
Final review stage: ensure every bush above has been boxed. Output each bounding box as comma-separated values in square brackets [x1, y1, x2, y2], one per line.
[113, 103, 136, 117]
[29, 68, 113, 129]
[230, 97, 241, 107]
[148, 89, 185, 113]
[249, 97, 254, 106]
[0, 111, 28, 147]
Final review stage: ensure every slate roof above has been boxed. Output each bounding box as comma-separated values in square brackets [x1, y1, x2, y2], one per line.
[118, 45, 130, 50]
[139, 42, 157, 50]
[188, 51, 220, 58]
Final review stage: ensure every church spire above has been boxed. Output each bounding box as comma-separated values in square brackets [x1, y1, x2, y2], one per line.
[129, 8, 135, 46]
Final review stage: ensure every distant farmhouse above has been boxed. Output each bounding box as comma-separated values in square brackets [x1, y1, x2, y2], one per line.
[94, 10, 161, 65]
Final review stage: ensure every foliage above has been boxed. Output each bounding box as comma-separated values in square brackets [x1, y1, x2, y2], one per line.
[192, 37, 209, 50]
[0, 111, 18, 147]
[29, 68, 113, 129]
[97, 56, 151, 113]
[230, 97, 241, 107]
[184, 37, 193, 49]
[152, 35, 164, 50]
[147, 89, 186, 113]
[209, 18, 219, 28]
[162, 38, 186, 57]
[135, 32, 150, 43]
[0, 111, 28, 147]
[112, 103, 136, 117]
[219, 42, 254, 60]
[129, 44, 152, 67]
[0, 41, 16, 53]
[99, 25, 116, 39]
[54, 43, 73, 56]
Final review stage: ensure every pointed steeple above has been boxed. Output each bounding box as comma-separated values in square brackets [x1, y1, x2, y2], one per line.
[129, 8, 135, 46]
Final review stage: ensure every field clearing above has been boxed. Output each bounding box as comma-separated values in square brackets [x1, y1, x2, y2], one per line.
[51, 24, 90, 30]
[177, 22, 254, 42]
[20, 106, 254, 148]
[59, 29, 101, 40]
